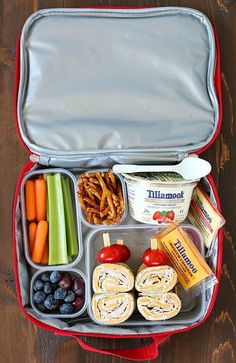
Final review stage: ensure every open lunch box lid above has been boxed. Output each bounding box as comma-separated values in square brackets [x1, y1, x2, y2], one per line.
[16, 7, 220, 164]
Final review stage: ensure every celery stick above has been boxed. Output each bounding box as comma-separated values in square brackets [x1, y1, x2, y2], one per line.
[61, 177, 78, 257]
[47, 174, 68, 265]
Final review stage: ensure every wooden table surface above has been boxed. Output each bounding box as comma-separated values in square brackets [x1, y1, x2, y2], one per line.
[1, 0, 235, 362]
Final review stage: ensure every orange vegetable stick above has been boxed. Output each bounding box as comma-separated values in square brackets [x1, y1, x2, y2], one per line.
[41, 241, 49, 264]
[32, 220, 48, 264]
[28, 222, 37, 255]
[25, 180, 36, 221]
[35, 178, 47, 221]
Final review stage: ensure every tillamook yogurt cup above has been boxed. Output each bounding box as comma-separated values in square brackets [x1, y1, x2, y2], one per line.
[123, 172, 199, 225]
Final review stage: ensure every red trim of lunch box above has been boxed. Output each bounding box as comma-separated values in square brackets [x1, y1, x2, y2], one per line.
[14, 16, 222, 157]
[13, 164, 223, 348]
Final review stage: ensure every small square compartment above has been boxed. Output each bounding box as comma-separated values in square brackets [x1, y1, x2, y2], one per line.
[30, 268, 87, 319]
[77, 169, 128, 228]
[20, 168, 83, 269]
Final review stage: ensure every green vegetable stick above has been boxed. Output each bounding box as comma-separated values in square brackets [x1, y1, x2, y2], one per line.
[47, 174, 68, 265]
[61, 177, 78, 257]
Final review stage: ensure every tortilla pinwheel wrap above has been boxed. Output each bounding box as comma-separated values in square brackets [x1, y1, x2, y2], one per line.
[92, 292, 135, 324]
[92, 263, 134, 293]
[137, 292, 181, 321]
[135, 265, 178, 293]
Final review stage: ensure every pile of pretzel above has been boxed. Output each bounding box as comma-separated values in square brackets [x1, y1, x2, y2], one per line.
[78, 170, 125, 225]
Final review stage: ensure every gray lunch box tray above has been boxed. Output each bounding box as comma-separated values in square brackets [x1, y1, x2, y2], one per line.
[85, 224, 206, 326]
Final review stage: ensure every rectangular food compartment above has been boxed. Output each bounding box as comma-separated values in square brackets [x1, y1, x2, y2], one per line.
[20, 168, 83, 269]
[76, 169, 128, 228]
[85, 224, 206, 326]
[30, 268, 87, 318]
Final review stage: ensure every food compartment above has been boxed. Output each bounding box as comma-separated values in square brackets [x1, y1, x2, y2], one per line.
[30, 268, 87, 318]
[20, 169, 83, 269]
[85, 224, 206, 326]
[77, 169, 128, 228]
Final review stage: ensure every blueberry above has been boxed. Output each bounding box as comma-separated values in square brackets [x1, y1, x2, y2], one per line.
[33, 291, 46, 304]
[50, 271, 61, 283]
[54, 288, 67, 300]
[64, 290, 75, 303]
[33, 280, 44, 291]
[51, 283, 58, 291]
[43, 295, 58, 310]
[43, 282, 52, 295]
[41, 273, 50, 282]
[60, 303, 73, 314]
[36, 303, 47, 313]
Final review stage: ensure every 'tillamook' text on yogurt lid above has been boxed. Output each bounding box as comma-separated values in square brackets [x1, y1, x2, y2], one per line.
[122, 172, 199, 225]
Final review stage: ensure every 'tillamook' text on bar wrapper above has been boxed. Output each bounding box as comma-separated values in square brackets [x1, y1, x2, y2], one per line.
[159, 227, 218, 297]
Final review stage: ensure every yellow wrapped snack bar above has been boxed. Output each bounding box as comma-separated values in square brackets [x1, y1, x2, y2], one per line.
[159, 226, 217, 295]
[188, 186, 225, 249]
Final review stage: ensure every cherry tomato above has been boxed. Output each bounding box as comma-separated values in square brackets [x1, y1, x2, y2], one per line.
[114, 244, 131, 262]
[142, 248, 168, 267]
[97, 246, 122, 263]
[153, 211, 161, 221]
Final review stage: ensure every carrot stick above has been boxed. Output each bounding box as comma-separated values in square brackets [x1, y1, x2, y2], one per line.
[32, 220, 48, 263]
[41, 240, 49, 264]
[28, 222, 37, 255]
[35, 178, 47, 221]
[25, 180, 36, 221]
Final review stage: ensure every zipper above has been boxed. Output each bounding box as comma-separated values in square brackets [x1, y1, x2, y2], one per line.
[29, 152, 188, 167]
[30, 154, 50, 165]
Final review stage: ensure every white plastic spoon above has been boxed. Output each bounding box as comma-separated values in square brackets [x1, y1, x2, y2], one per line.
[112, 157, 211, 180]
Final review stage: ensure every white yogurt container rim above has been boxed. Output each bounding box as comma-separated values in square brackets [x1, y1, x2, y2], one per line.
[122, 172, 199, 186]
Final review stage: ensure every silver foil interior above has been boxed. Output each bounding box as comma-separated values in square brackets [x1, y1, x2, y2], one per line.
[18, 7, 218, 159]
